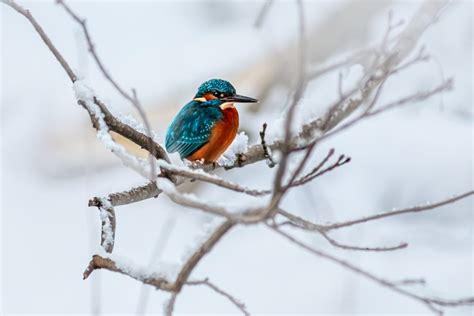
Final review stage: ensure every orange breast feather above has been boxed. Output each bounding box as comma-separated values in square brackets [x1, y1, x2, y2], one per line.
[188, 107, 239, 163]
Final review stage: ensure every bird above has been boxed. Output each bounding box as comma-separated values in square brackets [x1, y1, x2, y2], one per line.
[165, 79, 258, 163]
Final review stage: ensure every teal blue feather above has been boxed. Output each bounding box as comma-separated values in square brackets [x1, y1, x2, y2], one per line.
[165, 99, 223, 159]
[195, 79, 236, 98]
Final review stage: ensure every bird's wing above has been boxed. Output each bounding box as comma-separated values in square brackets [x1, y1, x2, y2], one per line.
[165, 101, 222, 159]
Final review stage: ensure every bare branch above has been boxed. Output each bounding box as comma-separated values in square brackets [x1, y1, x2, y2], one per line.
[317, 79, 452, 144]
[393, 278, 427, 286]
[269, 224, 474, 315]
[277, 191, 473, 239]
[284, 142, 318, 190]
[164, 292, 178, 316]
[186, 278, 249, 316]
[366, 79, 452, 117]
[84, 220, 235, 293]
[154, 177, 265, 221]
[57, 0, 158, 182]
[290, 152, 350, 188]
[254, 0, 273, 28]
[323, 190, 473, 231]
[306, 47, 371, 81]
[7, 1, 470, 314]
[271, 0, 307, 210]
[1, 0, 76, 81]
[2, 0, 170, 172]
[320, 231, 407, 252]
[277, 210, 407, 252]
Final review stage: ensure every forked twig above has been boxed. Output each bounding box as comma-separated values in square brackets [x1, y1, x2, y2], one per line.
[186, 278, 250, 315]
[269, 224, 474, 315]
[4, 1, 472, 315]
[57, 0, 158, 182]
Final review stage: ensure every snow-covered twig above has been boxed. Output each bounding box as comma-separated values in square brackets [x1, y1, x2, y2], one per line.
[89, 182, 159, 208]
[57, 0, 158, 182]
[155, 177, 266, 222]
[74, 80, 152, 178]
[259, 123, 276, 168]
[1, 0, 170, 169]
[158, 160, 271, 196]
[83, 220, 235, 293]
[6, 0, 473, 314]
[97, 198, 115, 253]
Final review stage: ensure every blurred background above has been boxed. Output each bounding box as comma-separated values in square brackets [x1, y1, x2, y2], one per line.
[1, 0, 473, 315]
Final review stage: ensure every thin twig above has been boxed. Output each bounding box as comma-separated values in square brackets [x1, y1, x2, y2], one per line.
[57, 0, 158, 182]
[316, 79, 452, 145]
[83, 220, 235, 293]
[164, 292, 178, 316]
[290, 153, 351, 187]
[2, 0, 170, 167]
[277, 191, 473, 235]
[160, 161, 271, 196]
[269, 224, 474, 315]
[284, 142, 318, 190]
[318, 230, 407, 252]
[322, 190, 473, 231]
[254, 0, 273, 28]
[186, 278, 250, 316]
[277, 210, 407, 252]
[136, 216, 177, 315]
[393, 278, 427, 286]
[2, 0, 76, 81]
[259, 123, 276, 168]
[272, 0, 306, 204]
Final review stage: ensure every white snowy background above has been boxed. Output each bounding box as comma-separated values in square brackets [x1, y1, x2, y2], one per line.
[1, 0, 473, 315]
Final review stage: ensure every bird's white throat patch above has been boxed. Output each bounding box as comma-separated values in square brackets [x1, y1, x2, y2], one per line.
[220, 102, 235, 110]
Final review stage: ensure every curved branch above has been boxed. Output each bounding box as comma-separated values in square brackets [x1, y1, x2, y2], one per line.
[84, 220, 235, 293]
[269, 224, 474, 315]
[186, 278, 249, 315]
[323, 190, 474, 231]
[57, 0, 158, 181]
[2, 0, 170, 166]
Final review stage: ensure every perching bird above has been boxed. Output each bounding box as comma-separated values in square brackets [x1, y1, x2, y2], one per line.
[165, 79, 258, 163]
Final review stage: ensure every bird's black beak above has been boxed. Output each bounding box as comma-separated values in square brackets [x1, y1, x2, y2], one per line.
[222, 94, 259, 103]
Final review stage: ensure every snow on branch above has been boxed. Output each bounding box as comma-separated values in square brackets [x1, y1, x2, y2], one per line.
[73, 80, 152, 179]
[57, 0, 158, 182]
[4, 0, 473, 314]
[83, 220, 235, 294]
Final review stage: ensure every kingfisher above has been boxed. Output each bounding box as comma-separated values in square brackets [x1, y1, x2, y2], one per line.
[165, 79, 258, 163]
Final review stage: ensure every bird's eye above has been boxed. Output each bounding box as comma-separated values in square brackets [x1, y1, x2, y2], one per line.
[213, 91, 219, 97]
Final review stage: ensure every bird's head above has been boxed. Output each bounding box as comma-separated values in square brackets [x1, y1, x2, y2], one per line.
[193, 79, 258, 109]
